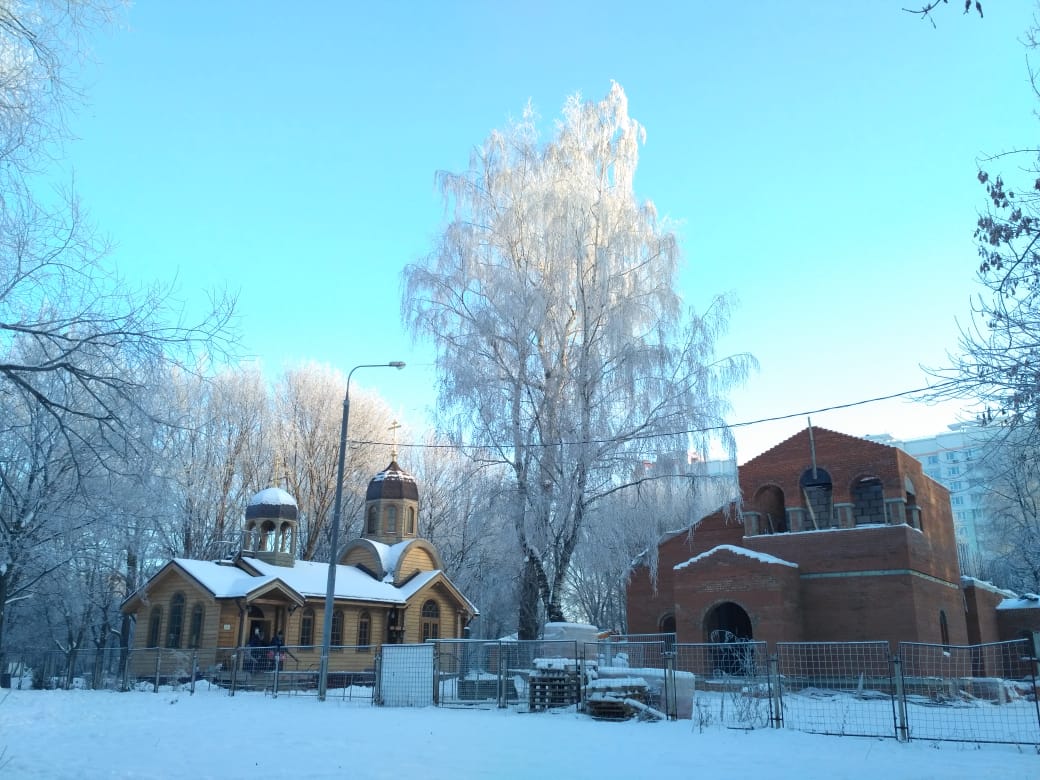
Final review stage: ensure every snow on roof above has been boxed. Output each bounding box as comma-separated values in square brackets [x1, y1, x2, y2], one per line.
[675, 544, 797, 571]
[248, 487, 296, 507]
[175, 559, 270, 597]
[365, 538, 412, 579]
[245, 558, 408, 603]
[997, 593, 1040, 610]
[961, 576, 1017, 599]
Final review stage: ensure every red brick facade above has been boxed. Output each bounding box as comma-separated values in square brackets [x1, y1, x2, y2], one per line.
[626, 427, 1007, 651]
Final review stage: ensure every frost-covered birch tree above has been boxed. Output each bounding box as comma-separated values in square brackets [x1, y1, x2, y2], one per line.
[404, 84, 753, 638]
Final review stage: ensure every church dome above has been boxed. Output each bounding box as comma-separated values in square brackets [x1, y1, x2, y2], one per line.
[366, 460, 419, 501]
[245, 486, 298, 521]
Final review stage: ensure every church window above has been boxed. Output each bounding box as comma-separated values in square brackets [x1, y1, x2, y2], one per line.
[939, 610, 950, 650]
[366, 506, 378, 534]
[421, 600, 440, 641]
[331, 610, 344, 646]
[753, 485, 786, 533]
[188, 603, 204, 649]
[166, 593, 185, 648]
[299, 607, 315, 646]
[800, 467, 833, 528]
[357, 611, 371, 649]
[386, 505, 397, 533]
[147, 607, 162, 648]
[406, 507, 415, 534]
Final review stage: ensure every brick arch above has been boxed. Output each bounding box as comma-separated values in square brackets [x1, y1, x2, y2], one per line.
[702, 599, 753, 642]
[753, 484, 786, 533]
[800, 467, 834, 528]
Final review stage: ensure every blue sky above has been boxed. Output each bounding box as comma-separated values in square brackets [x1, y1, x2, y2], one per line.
[63, 1, 1038, 460]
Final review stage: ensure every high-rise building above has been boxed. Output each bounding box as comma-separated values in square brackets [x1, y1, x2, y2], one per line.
[866, 422, 993, 574]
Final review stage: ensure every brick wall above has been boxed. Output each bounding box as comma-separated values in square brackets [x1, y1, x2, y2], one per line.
[625, 427, 978, 648]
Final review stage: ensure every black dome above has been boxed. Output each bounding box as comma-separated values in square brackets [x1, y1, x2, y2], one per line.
[366, 460, 419, 501]
[245, 487, 298, 521]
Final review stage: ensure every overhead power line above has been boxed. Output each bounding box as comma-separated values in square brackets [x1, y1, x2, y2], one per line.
[350, 377, 969, 453]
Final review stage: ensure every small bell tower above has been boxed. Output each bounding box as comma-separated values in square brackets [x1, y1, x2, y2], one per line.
[242, 487, 299, 567]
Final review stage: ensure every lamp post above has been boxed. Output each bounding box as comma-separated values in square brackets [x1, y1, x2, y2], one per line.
[317, 360, 405, 701]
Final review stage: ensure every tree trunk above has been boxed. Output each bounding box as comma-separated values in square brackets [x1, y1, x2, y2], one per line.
[517, 556, 541, 640]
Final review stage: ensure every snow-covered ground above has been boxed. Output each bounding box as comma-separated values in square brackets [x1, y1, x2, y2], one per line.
[1, 689, 1036, 779]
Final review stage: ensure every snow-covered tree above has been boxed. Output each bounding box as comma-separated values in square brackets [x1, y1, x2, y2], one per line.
[975, 432, 1040, 592]
[404, 84, 753, 638]
[273, 363, 398, 560]
[149, 367, 270, 561]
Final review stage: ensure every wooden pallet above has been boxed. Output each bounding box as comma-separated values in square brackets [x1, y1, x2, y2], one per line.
[529, 671, 580, 711]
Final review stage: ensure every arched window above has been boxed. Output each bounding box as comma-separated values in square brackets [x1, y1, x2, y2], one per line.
[188, 603, 204, 648]
[385, 505, 397, 533]
[357, 610, 371, 649]
[905, 477, 921, 529]
[299, 607, 315, 647]
[406, 507, 415, 534]
[147, 607, 162, 648]
[331, 609, 344, 646]
[279, 522, 293, 553]
[260, 520, 276, 551]
[166, 593, 185, 648]
[366, 506, 378, 534]
[939, 610, 950, 650]
[421, 599, 440, 641]
[800, 467, 834, 528]
[754, 485, 786, 533]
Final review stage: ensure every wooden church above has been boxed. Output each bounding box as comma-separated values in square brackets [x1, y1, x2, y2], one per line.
[121, 457, 477, 680]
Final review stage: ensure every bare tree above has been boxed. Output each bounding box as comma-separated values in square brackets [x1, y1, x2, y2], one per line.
[273, 363, 397, 560]
[150, 367, 270, 561]
[404, 84, 754, 638]
[0, 1, 236, 463]
[975, 432, 1040, 592]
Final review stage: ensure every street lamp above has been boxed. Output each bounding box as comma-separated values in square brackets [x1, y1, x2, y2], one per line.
[317, 360, 405, 701]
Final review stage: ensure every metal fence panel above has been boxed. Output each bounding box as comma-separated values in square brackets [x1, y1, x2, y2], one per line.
[776, 642, 897, 739]
[671, 641, 771, 729]
[380, 644, 434, 707]
[899, 639, 1040, 745]
[432, 639, 582, 710]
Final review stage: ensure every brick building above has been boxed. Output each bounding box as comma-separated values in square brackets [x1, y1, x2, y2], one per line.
[627, 427, 1016, 650]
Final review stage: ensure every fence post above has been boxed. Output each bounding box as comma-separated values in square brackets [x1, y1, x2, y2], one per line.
[229, 651, 238, 697]
[497, 641, 506, 709]
[664, 651, 677, 720]
[152, 650, 161, 693]
[769, 655, 783, 729]
[892, 656, 908, 742]
[190, 650, 198, 696]
[271, 650, 280, 699]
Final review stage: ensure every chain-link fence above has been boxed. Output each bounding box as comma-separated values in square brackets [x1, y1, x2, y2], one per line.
[2, 644, 375, 701]
[5, 636, 1038, 747]
[433, 639, 585, 710]
[673, 640, 772, 729]
[899, 639, 1040, 744]
[776, 641, 898, 738]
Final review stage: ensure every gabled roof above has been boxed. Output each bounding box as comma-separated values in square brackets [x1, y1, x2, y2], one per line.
[740, 426, 895, 469]
[675, 544, 798, 571]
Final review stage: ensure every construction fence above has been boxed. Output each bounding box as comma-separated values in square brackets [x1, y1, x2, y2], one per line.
[3, 635, 1038, 746]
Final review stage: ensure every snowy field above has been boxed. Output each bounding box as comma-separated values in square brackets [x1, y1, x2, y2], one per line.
[1, 689, 1037, 779]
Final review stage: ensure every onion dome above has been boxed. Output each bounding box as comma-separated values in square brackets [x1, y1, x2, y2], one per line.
[366, 461, 419, 501]
[245, 486, 298, 521]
